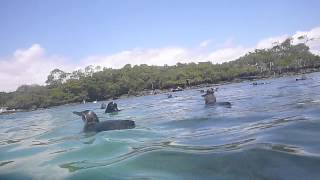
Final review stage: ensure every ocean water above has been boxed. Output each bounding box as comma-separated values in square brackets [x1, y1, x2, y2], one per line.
[1, 73, 320, 180]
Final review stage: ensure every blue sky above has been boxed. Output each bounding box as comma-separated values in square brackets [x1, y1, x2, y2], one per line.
[1, 0, 319, 59]
[0, 0, 320, 91]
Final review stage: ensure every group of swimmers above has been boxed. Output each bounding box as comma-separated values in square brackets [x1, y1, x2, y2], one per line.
[77, 74, 310, 132]
[100, 86, 221, 115]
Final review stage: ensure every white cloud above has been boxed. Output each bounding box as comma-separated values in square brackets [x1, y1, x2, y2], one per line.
[292, 27, 320, 55]
[208, 46, 251, 63]
[83, 47, 188, 68]
[256, 35, 289, 49]
[1, 26, 320, 92]
[0, 44, 74, 92]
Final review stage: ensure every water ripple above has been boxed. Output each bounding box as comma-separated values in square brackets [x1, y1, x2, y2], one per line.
[1, 72, 320, 179]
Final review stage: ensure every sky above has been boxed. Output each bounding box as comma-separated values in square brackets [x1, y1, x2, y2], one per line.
[0, 0, 320, 92]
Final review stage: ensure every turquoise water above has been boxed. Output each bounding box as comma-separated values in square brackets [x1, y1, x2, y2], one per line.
[1, 73, 320, 180]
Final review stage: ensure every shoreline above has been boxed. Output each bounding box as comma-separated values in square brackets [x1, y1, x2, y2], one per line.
[0, 69, 318, 115]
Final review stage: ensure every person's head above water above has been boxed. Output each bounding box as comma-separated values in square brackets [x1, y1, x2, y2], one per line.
[207, 88, 214, 94]
[105, 101, 120, 113]
[203, 88, 216, 104]
[101, 102, 106, 109]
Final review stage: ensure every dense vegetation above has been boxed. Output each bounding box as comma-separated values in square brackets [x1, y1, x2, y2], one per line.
[1, 38, 320, 110]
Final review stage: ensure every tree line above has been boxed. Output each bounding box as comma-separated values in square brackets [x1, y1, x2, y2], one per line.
[1, 38, 320, 110]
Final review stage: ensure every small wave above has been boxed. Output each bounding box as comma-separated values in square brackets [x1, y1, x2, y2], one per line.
[59, 138, 256, 172]
[0, 161, 14, 167]
[0, 139, 22, 145]
[50, 148, 76, 155]
[256, 143, 303, 154]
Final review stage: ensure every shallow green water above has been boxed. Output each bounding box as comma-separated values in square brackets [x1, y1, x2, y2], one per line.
[1, 73, 320, 180]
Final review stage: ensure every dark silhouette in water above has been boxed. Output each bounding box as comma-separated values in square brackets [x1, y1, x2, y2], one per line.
[252, 82, 266, 85]
[202, 88, 216, 104]
[296, 75, 307, 81]
[214, 102, 232, 107]
[105, 101, 120, 113]
[100, 103, 106, 109]
[172, 86, 183, 92]
[202, 88, 231, 107]
[73, 110, 135, 132]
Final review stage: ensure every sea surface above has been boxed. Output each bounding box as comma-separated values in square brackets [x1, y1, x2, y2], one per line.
[1, 73, 320, 180]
